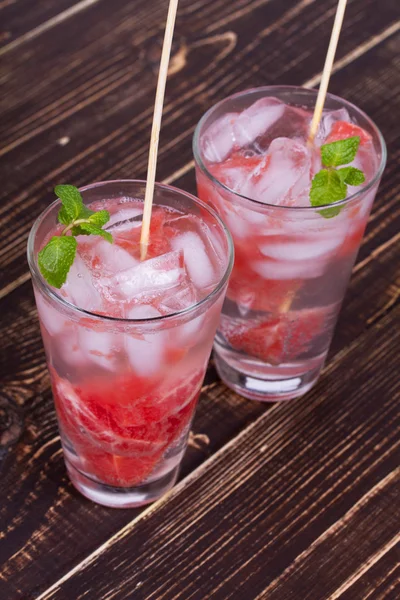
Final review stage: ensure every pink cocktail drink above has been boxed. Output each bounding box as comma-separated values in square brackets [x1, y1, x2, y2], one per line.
[194, 87, 386, 401]
[28, 181, 233, 507]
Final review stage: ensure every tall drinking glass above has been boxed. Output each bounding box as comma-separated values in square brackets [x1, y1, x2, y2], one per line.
[193, 86, 386, 402]
[28, 181, 233, 508]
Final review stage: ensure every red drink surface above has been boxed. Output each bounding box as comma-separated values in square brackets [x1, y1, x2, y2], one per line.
[35, 199, 226, 488]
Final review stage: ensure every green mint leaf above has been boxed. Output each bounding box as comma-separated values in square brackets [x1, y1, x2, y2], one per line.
[38, 235, 77, 288]
[310, 169, 347, 219]
[337, 166, 366, 186]
[310, 169, 347, 205]
[321, 136, 360, 167]
[318, 205, 342, 219]
[40, 184, 113, 288]
[310, 133, 366, 219]
[87, 210, 110, 227]
[55, 185, 85, 225]
[80, 205, 96, 219]
[72, 222, 113, 243]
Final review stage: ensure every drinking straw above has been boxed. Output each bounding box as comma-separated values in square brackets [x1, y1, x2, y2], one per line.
[140, 0, 180, 260]
[308, 0, 348, 142]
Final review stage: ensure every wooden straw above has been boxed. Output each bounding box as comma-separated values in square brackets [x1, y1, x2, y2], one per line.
[308, 0, 348, 143]
[140, 0, 180, 260]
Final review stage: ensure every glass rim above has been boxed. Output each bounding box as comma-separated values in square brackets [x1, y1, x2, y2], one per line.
[193, 85, 387, 212]
[27, 179, 234, 325]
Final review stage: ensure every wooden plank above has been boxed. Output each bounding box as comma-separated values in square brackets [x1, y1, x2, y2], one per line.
[254, 480, 400, 600]
[1, 0, 399, 292]
[337, 544, 400, 600]
[34, 306, 400, 600]
[0, 0, 82, 49]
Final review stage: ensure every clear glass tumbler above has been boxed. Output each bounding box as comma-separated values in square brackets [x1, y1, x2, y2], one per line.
[28, 180, 233, 508]
[193, 86, 386, 402]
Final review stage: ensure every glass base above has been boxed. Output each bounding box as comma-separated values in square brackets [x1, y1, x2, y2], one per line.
[65, 459, 179, 508]
[214, 347, 323, 402]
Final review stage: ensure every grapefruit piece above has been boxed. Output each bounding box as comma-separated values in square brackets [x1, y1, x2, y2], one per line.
[50, 367, 203, 486]
[326, 121, 372, 145]
[220, 308, 326, 364]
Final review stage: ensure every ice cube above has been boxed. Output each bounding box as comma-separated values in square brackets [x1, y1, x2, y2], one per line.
[357, 188, 375, 219]
[203, 217, 226, 254]
[171, 232, 217, 289]
[109, 250, 185, 302]
[79, 328, 116, 370]
[259, 236, 342, 261]
[318, 108, 350, 140]
[55, 327, 86, 369]
[253, 103, 310, 152]
[222, 206, 251, 239]
[75, 234, 99, 247]
[159, 279, 198, 313]
[252, 258, 325, 280]
[93, 239, 138, 273]
[202, 98, 286, 163]
[234, 97, 285, 147]
[171, 215, 225, 275]
[35, 290, 67, 336]
[216, 154, 270, 197]
[62, 253, 103, 312]
[177, 312, 206, 346]
[210, 160, 247, 193]
[106, 207, 143, 232]
[252, 137, 311, 206]
[241, 207, 267, 225]
[202, 113, 239, 163]
[124, 305, 165, 376]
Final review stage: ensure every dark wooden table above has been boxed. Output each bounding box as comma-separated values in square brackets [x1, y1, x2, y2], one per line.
[1, 0, 399, 598]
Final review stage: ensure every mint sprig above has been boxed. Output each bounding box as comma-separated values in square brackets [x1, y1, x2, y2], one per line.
[337, 166, 365, 186]
[310, 136, 366, 218]
[320, 136, 360, 167]
[38, 236, 77, 288]
[56, 185, 87, 224]
[38, 185, 113, 288]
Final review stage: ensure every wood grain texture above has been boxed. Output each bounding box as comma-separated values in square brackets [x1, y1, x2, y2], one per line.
[337, 544, 400, 600]
[0, 0, 81, 49]
[1, 0, 399, 598]
[36, 307, 400, 600]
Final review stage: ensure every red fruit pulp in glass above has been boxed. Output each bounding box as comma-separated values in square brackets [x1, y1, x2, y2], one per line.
[52, 368, 202, 486]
